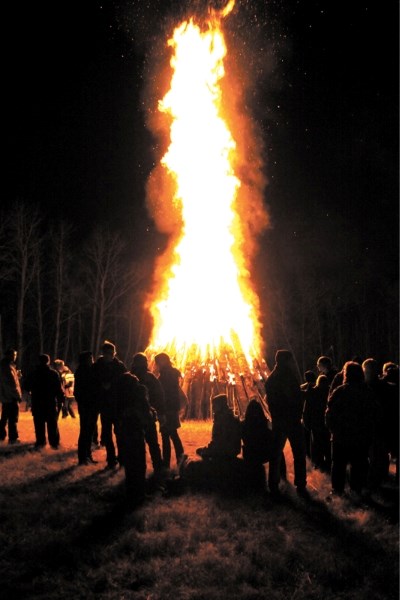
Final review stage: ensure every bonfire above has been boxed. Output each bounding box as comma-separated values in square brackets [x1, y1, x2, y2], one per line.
[145, 1, 269, 418]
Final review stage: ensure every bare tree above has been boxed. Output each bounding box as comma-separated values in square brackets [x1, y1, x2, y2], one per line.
[0, 211, 11, 355]
[81, 226, 145, 357]
[33, 241, 45, 354]
[49, 221, 75, 360]
[3, 203, 42, 366]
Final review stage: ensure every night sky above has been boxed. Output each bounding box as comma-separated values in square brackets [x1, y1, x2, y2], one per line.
[7, 0, 399, 273]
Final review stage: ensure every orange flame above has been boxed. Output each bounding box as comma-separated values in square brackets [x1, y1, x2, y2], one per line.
[147, 4, 264, 370]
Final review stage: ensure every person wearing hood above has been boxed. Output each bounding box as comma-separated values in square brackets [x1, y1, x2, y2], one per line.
[196, 393, 242, 460]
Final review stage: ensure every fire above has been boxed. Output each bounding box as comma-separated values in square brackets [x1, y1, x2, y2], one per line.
[146, 3, 264, 372]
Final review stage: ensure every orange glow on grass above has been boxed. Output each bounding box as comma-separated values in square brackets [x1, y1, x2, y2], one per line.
[146, 3, 264, 370]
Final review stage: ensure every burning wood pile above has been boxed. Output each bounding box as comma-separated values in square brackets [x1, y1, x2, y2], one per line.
[180, 352, 270, 420]
[146, 339, 271, 420]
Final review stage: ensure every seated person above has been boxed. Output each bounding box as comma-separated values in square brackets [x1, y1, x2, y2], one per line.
[196, 394, 241, 460]
[242, 398, 287, 482]
[242, 399, 272, 464]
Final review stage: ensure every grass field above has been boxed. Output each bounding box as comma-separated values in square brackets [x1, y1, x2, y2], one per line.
[0, 406, 398, 599]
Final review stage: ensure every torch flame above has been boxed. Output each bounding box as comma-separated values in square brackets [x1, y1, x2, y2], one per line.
[147, 3, 263, 371]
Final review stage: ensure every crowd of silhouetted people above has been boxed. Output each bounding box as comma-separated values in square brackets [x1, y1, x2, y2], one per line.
[0, 343, 398, 508]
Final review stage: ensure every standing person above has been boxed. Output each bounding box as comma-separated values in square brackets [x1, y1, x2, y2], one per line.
[329, 356, 363, 396]
[131, 352, 165, 474]
[24, 354, 64, 449]
[316, 356, 338, 387]
[362, 358, 389, 491]
[303, 374, 331, 472]
[0, 348, 22, 444]
[113, 371, 153, 508]
[265, 350, 308, 498]
[325, 361, 376, 498]
[91, 341, 126, 469]
[300, 370, 317, 391]
[381, 362, 399, 483]
[154, 352, 185, 470]
[75, 351, 99, 466]
[300, 370, 317, 458]
[53, 359, 76, 418]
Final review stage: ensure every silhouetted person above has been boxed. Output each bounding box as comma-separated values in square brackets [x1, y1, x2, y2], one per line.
[317, 356, 338, 387]
[24, 354, 64, 449]
[301, 370, 317, 458]
[381, 362, 399, 483]
[113, 371, 153, 508]
[0, 348, 22, 444]
[242, 399, 271, 463]
[91, 341, 126, 468]
[241, 399, 271, 491]
[265, 350, 308, 498]
[361, 358, 390, 491]
[54, 359, 76, 418]
[75, 351, 99, 466]
[326, 361, 376, 498]
[154, 352, 185, 470]
[197, 393, 242, 460]
[300, 370, 317, 391]
[329, 355, 363, 396]
[303, 374, 331, 472]
[131, 352, 165, 474]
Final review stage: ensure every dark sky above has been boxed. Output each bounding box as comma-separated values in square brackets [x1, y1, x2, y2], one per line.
[7, 0, 399, 270]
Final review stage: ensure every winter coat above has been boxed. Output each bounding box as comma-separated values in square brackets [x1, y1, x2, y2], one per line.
[205, 407, 242, 458]
[325, 382, 376, 447]
[382, 379, 399, 455]
[303, 385, 329, 431]
[74, 364, 96, 412]
[325, 367, 339, 387]
[242, 411, 272, 463]
[58, 366, 75, 398]
[131, 367, 165, 419]
[113, 372, 153, 436]
[24, 365, 64, 415]
[91, 356, 126, 413]
[158, 365, 182, 430]
[265, 366, 303, 428]
[0, 358, 22, 404]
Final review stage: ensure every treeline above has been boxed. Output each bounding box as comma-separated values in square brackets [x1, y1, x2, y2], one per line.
[0, 202, 398, 377]
[0, 202, 150, 373]
[259, 218, 399, 374]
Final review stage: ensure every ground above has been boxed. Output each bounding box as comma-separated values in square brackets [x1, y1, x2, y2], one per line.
[0, 402, 398, 600]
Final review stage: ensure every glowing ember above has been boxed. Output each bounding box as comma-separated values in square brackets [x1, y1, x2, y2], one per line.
[146, 2, 264, 375]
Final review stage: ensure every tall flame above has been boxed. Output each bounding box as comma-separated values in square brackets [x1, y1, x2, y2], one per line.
[147, 5, 263, 370]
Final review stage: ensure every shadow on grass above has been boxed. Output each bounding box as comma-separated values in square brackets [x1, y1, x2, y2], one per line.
[0, 441, 37, 458]
[0, 451, 112, 496]
[0, 463, 79, 495]
[212, 485, 398, 596]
